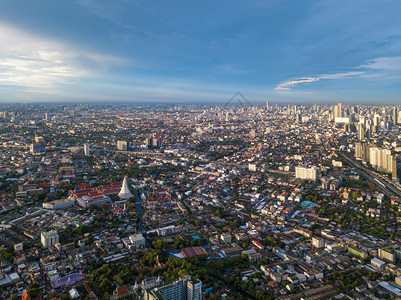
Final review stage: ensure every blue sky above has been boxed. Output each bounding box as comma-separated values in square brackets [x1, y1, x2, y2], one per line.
[1, 0, 401, 104]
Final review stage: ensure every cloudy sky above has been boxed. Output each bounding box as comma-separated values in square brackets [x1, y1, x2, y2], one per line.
[1, 0, 401, 104]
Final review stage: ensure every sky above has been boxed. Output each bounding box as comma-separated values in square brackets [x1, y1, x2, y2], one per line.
[1, 0, 401, 105]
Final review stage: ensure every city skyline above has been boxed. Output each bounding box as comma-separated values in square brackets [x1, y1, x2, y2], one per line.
[1, 1, 401, 104]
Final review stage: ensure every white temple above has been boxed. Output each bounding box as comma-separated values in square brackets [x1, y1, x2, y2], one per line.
[118, 176, 133, 200]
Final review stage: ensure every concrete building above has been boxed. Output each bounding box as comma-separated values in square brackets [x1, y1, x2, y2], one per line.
[42, 198, 75, 210]
[129, 234, 145, 248]
[41, 230, 59, 248]
[30, 142, 46, 154]
[220, 233, 232, 244]
[144, 275, 202, 300]
[295, 166, 320, 181]
[369, 147, 395, 175]
[311, 237, 324, 248]
[334, 102, 342, 119]
[378, 246, 401, 263]
[83, 143, 90, 156]
[117, 140, 128, 151]
[371, 258, 385, 270]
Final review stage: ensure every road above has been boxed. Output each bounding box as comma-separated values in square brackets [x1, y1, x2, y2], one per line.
[134, 190, 144, 233]
[337, 151, 401, 199]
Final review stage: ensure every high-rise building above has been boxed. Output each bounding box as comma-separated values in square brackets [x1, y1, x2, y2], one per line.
[357, 124, 365, 141]
[144, 275, 202, 300]
[41, 230, 59, 248]
[393, 107, 398, 125]
[266, 98, 269, 111]
[83, 143, 90, 156]
[334, 102, 342, 120]
[117, 140, 128, 151]
[145, 137, 162, 148]
[369, 147, 394, 174]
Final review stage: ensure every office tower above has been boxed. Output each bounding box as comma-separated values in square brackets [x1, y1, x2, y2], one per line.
[83, 143, 90, 156]
[117, 140, 128, 151]
[118, 176, 133, 200]
[393, 155, 398, 181]
[44, 112, 49, 121]
[358, 124, 365, 141]
[393, 107, 398, 125]
[266, 98, 269, 111]
[41, 230, 59, 248]
[373, 114, 380, 127]
[334, 102, 342, 119]
[144, 275, 202, 300]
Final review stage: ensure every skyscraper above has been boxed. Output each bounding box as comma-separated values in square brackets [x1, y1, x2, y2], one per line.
[357, 124, 365, 141]
[266, 98, 269, 111]
[83, 143, 90, 156]
[334, 102, 342, 120]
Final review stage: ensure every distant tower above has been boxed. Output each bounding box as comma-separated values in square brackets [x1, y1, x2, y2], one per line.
[83, 143, 90, 156]
[118, 176, 133, 200]
[334, 102, 342, 120]
[266, 98, 269, 111]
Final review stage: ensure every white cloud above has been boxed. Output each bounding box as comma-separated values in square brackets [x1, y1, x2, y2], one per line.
[359, 56, 401, 70]
[275, 57, 401, 91]
[0, 23, 128, 91]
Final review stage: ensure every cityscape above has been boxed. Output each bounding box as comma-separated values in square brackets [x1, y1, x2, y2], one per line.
[2, 0, 401, 300]
[1, 102, 401, 299]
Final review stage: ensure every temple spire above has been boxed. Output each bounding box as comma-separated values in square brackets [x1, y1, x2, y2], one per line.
[118, 176, 133, 200]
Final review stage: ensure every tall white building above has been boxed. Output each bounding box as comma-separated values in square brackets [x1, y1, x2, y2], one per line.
[369, 147, 395, 174]
[41, 230, 59, 248]
[295, 166, 320, 181]
[357, 124, 365, 141]
[334, 102, 342, 119]
[83, 143, 90, 156]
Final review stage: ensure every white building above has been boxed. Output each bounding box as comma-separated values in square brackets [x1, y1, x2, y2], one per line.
[144, 275, 202, 300]
[295, 166, 320, 181]
[42, 198, 75, 210]
[311, 237, 324, 248]
[83, 143, 90, 156]
[41, 230, 59, 248]
[129, 234, 145, 248]
[117, 140, 128, 151]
